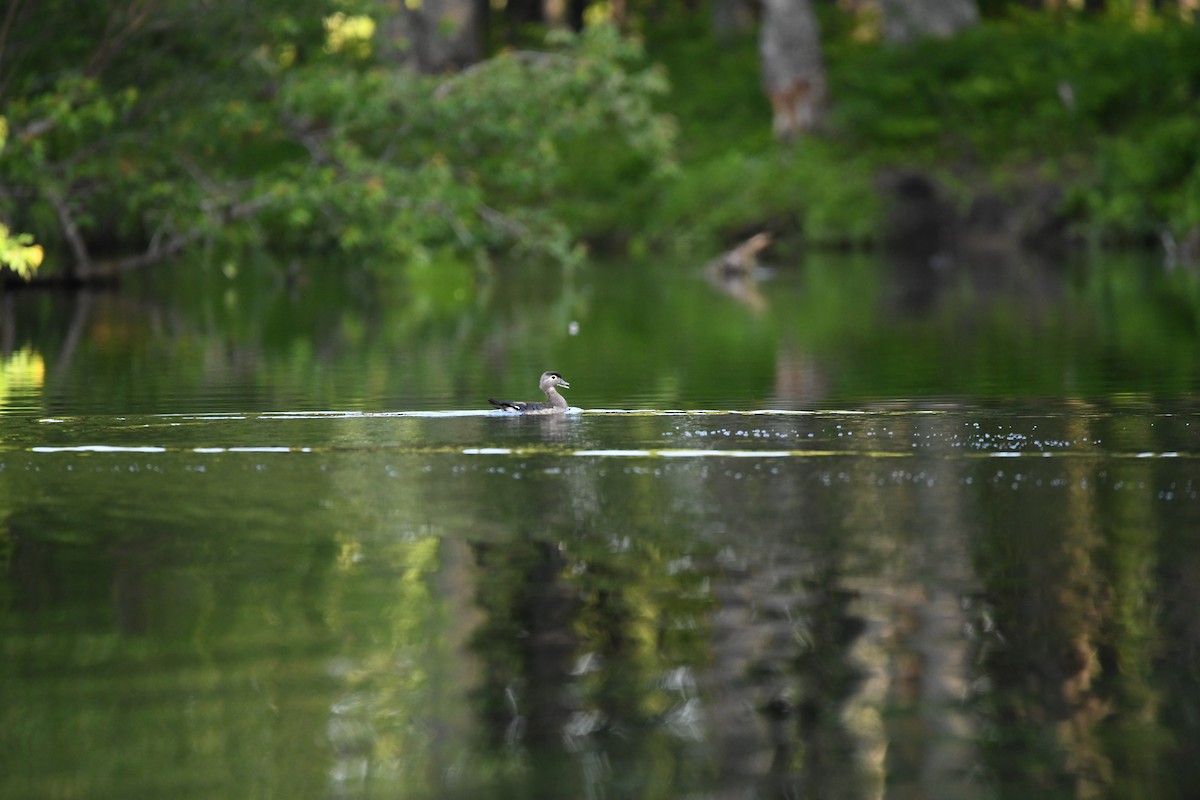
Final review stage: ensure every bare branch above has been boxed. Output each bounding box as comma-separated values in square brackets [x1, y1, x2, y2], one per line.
[15, 116, 56, 142]
[87, 0, 163, 78]
[476, 203, 528, 238]
[44, 187, 94, 279]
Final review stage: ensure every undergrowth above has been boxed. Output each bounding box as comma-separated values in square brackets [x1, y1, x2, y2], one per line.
[564, 15, 1200, 256]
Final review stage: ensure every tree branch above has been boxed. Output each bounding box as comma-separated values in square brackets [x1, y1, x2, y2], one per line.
[104, 192, 275, 275]
[87, 0, 162, 78]
[44, 187, 94, 279]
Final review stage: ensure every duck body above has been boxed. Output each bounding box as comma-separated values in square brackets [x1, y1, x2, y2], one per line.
[489, 371, 571, 414]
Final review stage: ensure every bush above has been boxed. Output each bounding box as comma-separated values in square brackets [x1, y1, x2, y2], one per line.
[0, 12, 676, 276]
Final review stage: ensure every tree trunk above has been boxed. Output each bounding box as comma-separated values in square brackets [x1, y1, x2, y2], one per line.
[565, 0, 587, 31]
[879, 0, 979, 44]
[759, 0, 826, 139]
[509, 0, 544, 24]
[377, 0, 486, 73]
[542, 0, 589, 31]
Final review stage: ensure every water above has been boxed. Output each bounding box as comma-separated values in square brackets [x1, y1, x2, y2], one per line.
[2, 252, 1200, 798]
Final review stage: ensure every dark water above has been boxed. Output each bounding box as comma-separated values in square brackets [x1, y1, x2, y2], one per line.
[2, 252, 1200, 798]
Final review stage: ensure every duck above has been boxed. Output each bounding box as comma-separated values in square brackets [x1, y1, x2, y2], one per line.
[489, 371, 571, 414]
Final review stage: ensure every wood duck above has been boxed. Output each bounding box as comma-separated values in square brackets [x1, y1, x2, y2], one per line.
[489, 371, 571, 414]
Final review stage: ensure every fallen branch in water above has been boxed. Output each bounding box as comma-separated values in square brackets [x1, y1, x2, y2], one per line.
[705, 232, 772, 278]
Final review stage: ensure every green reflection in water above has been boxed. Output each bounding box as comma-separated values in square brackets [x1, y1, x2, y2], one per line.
[3, 249, 1200, 797]
[0, 411, 1198, 798]
[2, 250, 1199, 416]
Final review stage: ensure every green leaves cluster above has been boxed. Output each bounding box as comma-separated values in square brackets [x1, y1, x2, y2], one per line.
[0, 120, 42, 279]
[826, 18, 1200, 241]
[831, 19, 1200, 159]
[0, 223, 43, 280]
[1089, 115, 1200, 240]
[264, 24, 674, 268]
[0, 3, 675, 277]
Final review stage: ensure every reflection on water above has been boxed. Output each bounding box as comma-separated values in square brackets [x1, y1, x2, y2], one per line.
[3, 249, 1200, 416]
[1, 410, 1199, 799]
[3, 251, 1200, 797]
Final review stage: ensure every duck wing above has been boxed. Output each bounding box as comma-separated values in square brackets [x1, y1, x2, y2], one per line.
[489, 397, 542, 412]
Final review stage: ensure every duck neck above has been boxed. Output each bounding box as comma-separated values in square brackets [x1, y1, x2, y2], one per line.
[544, 387, 567, 409]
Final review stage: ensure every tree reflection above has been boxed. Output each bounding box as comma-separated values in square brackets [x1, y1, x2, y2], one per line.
[471, 538, 578, 752]
[973, 413, 1179, 798]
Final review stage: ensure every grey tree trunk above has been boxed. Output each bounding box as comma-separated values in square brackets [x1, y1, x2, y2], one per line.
[879, 0, 979, 44]
[759, 0, 826, 139]
[377, 0, 485, 73]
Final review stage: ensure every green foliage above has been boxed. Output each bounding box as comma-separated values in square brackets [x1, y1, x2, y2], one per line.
[0, 5, 675, 276]
[1088, 115, 1200, 241]
[629, 12, 1200, 254]
[0, 224, 43, 280]
[637, 143, 879, 254]
[828, 19, 1200, 162]
[259, 23, 676, 266]
[0, 121, 42, 280]
[4, 2, 1199, 281]
[639, 24, 881, 252]
[824, 18, 1200, 240]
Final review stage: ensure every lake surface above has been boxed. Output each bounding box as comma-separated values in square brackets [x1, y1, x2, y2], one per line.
[2, 252, 1200, 798]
